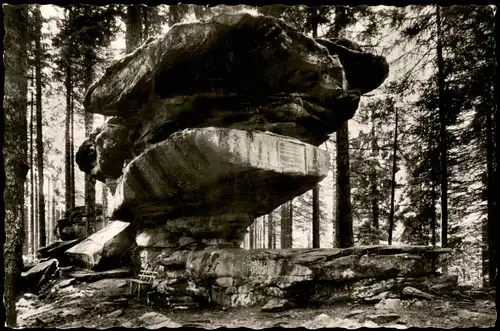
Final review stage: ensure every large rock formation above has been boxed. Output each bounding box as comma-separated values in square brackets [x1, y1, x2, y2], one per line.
[76, 13, 388, 183]
[75, 12, 388, 249]
[67, 12, 429, 309]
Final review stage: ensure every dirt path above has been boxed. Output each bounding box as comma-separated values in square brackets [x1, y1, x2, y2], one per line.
[16, 279, 496, 328]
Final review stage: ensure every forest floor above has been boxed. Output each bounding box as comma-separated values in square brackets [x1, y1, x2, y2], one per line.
[16, 277, 497, 329]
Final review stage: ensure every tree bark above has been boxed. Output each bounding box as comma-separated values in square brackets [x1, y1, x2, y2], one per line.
[335, 123, 354, 248]
[102, 182, 108, 225]
[312, 185, 320, 248]
[84, 53, 96, 235]
[52, 192, 56, 244]
[34, 4, 46, 248]
[388, 107, 398, 245]
[64, 46, 72, 214]
[280, 204, 287, 248]
[126, 5, 143, 54]
[70, 90, 75, 210]
[494, 37, 500, 324]
[268, 212, 273, 248]
[309, 8, 321, 249]
[142, 5, 149, 40]
[34, 172, 38, 250]
[249, 223, 254, 249]
[436, 5, 448, 270]
[370, 111, 379, 234]
[485, 102, 496, 286]
[30, 86, 35, 255]
[4, 5, 29, 326]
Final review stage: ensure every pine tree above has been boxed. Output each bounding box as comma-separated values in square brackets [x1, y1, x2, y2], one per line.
[388, 106, 398, 244]
[4, 4, 29, 326]
[126, 5, 142, 54]
[33, 4, 46, 248]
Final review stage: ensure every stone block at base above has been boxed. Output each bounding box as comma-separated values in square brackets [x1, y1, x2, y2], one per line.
[65, 221, 136, 270]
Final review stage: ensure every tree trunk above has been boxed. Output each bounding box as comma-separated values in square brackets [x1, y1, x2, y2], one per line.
[70, 90, 75, 210]
[249, 223, 254, 249]
[30, 86, 35, 255]
[280, 204, 288, 248]
[388, 107, 398, 245]
[309, 8, 321, 249]
[4, 5, 29, 326]
[268, 212, 273, 248]
[335, 123, 354, 248]
[312, 185, 320, 248]
[52, 194, 56, 244]
[126, 5, 143, 54]
[436, 5, 448, 270]
[84, 54, 96, 235]
[142, 5, 149, 41]
[493, 49, 500, 325]
[430, 128, 438, 246]
[370, 111, 379, 234]
[34, 172, 38, 251]
[46, 177, 50, 244]
[485, 103, 496, 287]
[287, 200, 294, 248]
[34, 4, 46, 248]
[102, 182, 108, 225]
[64, 48, 72, 214]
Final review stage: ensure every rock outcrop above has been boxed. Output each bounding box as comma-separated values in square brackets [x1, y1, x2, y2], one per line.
[143, 245, 451, 308]
[76, 13, 388, 183]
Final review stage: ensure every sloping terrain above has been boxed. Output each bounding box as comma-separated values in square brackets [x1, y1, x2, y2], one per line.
[16, 277, 496, 328]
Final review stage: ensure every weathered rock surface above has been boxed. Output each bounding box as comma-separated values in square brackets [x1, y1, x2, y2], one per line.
[178, 245, 450, 307]
[402, 286, 437, 300]
[261, 298, 291, 312]
[69, 268, 131, 282]
[37, 239, 81, 265]
[65, 221, 136, 270]
[187, 246, 450, 284]
[55, 205, 105, 241]
[77, 13, 388, 182]
[21, 258, 59, 293]
[137, 312, 182, 328]
[111, 128, 329, 224]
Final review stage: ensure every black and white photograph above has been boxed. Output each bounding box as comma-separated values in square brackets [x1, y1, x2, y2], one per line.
[2, 3, 498, 328]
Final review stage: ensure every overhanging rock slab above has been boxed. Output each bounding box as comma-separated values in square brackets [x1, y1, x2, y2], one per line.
[65, 221, 136, 270]
[111, 127, 329, 221]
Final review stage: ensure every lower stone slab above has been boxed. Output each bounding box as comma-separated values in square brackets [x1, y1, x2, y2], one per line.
[186, 245, 450, 286]
[145, 245, 451, 308]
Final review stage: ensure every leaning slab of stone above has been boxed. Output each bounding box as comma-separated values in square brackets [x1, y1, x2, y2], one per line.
[21, 258, 59, 294]
[182, 245, 450, 307]
[65, 220, 136, 270]
[37, 239, 81, 266]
